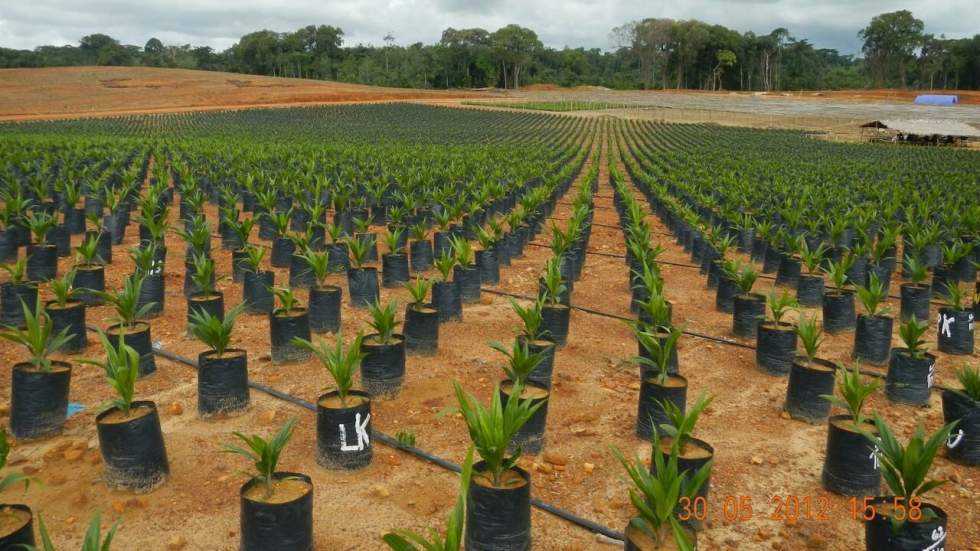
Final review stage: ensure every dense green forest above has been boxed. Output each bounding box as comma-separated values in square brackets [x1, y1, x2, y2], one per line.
[2, 10, 979, 91]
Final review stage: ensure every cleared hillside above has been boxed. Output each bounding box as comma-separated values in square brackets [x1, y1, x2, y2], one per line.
[0, 66, 484, 121]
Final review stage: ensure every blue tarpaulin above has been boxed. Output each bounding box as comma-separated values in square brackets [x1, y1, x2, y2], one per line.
[914, 95, 959, 106]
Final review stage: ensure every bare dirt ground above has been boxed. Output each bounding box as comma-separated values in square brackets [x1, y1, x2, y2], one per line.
[0, 121, 977, 550]
[0, 66, 487, 121]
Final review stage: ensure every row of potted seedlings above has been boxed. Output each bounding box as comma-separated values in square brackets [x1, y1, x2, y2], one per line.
[0, 119, 596, 546]
[614, 123, 979, 549]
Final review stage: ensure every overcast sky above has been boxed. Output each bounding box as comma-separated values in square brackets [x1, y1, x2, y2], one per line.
[0, 0, 977, 55]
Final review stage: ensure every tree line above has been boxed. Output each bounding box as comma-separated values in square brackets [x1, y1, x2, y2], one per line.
[2, 10, 978, 91]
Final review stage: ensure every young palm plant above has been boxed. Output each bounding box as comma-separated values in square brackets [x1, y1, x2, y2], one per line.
[367, 299, 401, 345]
[224, 418, 297, 500]
[452, 379, 543, 487]
[862, 416, 957, 528]
[856, 272, 889, 317]
[98, 275, 154, 329]
[85, 332, 141, 417]
[433, 251, 456, 282]
[539, 256, 567, 306]
[189, 303, 247, 357]
[489, 339, 545, 388]
[613, 432, 711, 551]
[0, 429, 30, 492]
[634, 324, 683, 383]
[406, 276, 432, 307]
[656, 392, 714, 456]
[822, 362, 880, 426]
[293, 333, 365, 407]
[25, 512, 120, 551]
[510, 297, 548, 342]
[0, 297, 72, 371]
[796, 314, 824, 363]
[382, 448, 474, 551]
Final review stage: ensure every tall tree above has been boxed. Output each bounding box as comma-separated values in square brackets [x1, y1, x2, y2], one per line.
[859, 10, 924, 88]
[491, 25, 542, 89]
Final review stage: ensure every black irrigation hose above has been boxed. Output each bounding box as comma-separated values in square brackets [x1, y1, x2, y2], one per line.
[89, 327, 624, 542]
[478, 290, 957, 392]
[482, 288, 755, 350]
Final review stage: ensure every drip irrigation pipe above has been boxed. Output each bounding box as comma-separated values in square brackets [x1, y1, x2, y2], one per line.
[481, 288, 754, 350]
[477, 291, 956, 393]
[82, 325, 624, 542]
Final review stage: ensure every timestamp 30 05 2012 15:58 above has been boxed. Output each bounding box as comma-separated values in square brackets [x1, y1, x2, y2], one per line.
[677, 495, 930, 525]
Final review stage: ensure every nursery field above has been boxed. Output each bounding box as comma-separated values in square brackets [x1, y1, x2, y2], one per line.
[0, 104, 978, 551]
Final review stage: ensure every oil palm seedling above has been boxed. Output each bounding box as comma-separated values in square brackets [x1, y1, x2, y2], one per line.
[0, 428, 36, 546]
[98, 274, 157, 376]
[510, 297, 555, 388]
[613, 431, 711, 550]
[821, 254, 857, 333]
[0, 297, 74, 439]
[473, 223, 500, 284]
[59, 180, 85, 234]
[539, 256, 570, 345]
[382, 448, 473, 551]
[634, 323, 686, 439]
[714, 258, 741, 313]
[632, 292, 677, 376]
[241, 245, 274, 315]
[382, 227, 409, 288]
[127, 242, 163, 316]
[450, 235, 479, 304]
[403, 276, 438, 355]
[797, 240, 827, 306]
[653, 392, 715, 529]
[226, 418, 314, 550]
[294, 332, 374, 471]
[189, 303, 250, 416]
[300, 249, 342, 334]
[24, 211, 58, 281]
[266, 210, 294, 267]
[324, 222, 349, 272]
[228, 217, 256, 270]
[936, 282, 973, 355]
[731, 262, 765, 338]
[358, 299, 405, 398]
[885, 315, 934, 405]
[821, 362, 881, 496]
[453, 378, 542, 551]
[347, 234, 379, 307]
[86, 331, 169, 492]
[408, 222, 433, 273]
[933, 240, 967, 296]
[489, 338, 549, 453]
[269, 286, 311, 363]
[861, 417, 957, 551]
[72, 233, 106, 304]
[755, 290, 799, 375]
[44, 268, 86, 353]
[432, 250, 461, 322]
[20, 512, 121, 551]
[174, 213, 211, 259]
[899, 256, 930, 322]
[853, 272, 893, 365]
[352, 216, 374, 246]
[85, 212, 113, 264]
[783, 311, 835, 418]
[186, 252, 223, 325]
[941, 365, 980, 465]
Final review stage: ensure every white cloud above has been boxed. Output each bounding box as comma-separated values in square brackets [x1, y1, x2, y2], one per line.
[0, 0, 975, 54]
